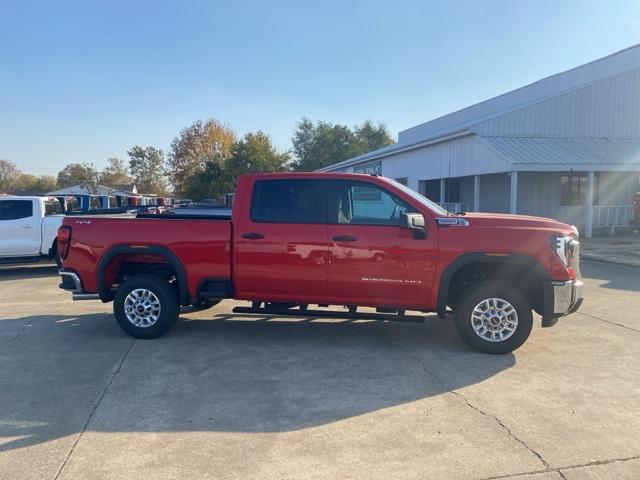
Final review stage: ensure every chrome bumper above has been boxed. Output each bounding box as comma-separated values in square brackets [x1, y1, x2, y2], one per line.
[59, 269, 100, 301]
[551, 279, 584, 315]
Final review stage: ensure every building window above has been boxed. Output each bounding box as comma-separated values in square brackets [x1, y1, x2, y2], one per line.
[395, 177, 408, 186]
[444, 178, 461, 203]
[419, 180, 441, 203]
[560, 173, 599, 206]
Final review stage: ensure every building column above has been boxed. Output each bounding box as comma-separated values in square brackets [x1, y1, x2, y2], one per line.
[509, 171, 518, 214]
[473, 175, 480, 212]
[408, 177, 419, 193]
[440, 178, 446, 205]
[585, 171, 594, 238]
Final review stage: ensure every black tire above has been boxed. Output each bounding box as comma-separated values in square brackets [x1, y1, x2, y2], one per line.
[181, 299, 221, 313]
[453, 281, 533, 354]
[113, 274, 179, 339]
[54, 250, 62, 268]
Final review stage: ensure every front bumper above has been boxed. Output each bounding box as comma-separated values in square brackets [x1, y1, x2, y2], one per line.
[550, 279, 584, 316]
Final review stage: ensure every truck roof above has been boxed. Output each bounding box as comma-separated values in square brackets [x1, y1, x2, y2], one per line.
[238, 172, 387, 181]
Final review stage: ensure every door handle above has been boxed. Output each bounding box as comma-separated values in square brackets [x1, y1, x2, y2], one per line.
[241, 232, 265, 239]
[332, 235, 357, 242]
[21, 225, 35, 229]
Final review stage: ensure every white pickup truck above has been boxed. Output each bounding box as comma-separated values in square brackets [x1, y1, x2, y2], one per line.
[0, 196, 64, 265]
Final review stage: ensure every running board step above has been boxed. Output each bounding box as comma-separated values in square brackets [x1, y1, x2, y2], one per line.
[232, 306, 426, 323]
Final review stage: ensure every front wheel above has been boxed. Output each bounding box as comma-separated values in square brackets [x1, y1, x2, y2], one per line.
[113, 274, 179, 339]
[453, 282, 533, 354]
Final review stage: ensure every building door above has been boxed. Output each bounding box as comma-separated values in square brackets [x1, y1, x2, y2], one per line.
[326, 180, 438, 310]
[233, 179, 329, 302]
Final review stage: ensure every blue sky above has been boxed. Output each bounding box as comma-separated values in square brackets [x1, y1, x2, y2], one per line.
[1, 0, 640, 175]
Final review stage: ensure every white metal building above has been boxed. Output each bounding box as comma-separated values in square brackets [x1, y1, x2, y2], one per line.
[319, 44, 640, 237]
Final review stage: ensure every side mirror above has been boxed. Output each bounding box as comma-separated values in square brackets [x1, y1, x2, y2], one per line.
[401, 212, 427, 239]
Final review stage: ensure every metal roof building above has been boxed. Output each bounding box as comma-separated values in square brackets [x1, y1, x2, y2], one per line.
[319, 44, 640, 237]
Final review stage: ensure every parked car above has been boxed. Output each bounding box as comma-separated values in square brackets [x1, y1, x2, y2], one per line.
[57, 173, 583, 354]
[0, 196, 64, 265]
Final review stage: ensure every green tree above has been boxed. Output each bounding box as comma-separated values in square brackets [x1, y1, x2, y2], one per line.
[13, 173, 39, 194]
[167, 119, 236, 196]
[226, 131, 290, 179]
[36, 175, 58, 194]
[0, 158, 20, 193]
[99, 157, 132, 186]
[127, 146, 167, 194]
[290, 118, 394, 171]
[57, 162, 99, 188]
[183, 161, 233, 201]
[291, 118, 355, 171]
[353, 120, 394, 154]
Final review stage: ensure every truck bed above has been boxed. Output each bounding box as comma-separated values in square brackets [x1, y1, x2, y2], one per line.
[62, 215, 232, 301]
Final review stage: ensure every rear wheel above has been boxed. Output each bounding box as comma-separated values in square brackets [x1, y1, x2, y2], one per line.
[113, 274, 179, 339]
[453, 281, 533, 354]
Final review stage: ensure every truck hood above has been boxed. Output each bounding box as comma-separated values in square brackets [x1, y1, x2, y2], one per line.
[461, 212, 578, 234]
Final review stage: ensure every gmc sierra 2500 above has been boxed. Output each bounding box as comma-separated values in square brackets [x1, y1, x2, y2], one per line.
[58, 173, 583, 354]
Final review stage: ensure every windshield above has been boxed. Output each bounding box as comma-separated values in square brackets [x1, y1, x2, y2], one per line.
[385, 178, 449, 216]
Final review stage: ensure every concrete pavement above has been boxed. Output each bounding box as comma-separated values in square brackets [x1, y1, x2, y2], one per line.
[0, 261, 639, 479]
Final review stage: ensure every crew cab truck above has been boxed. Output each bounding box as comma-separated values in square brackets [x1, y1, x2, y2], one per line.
[0, 196, 64, 265]
[57, 173, 583, 354]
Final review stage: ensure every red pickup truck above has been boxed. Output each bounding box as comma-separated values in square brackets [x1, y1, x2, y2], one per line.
[57, 172, 583, 354]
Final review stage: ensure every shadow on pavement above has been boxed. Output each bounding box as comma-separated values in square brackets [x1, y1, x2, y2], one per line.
[580, 259, 640, 292]
[0, 310, 515, 452]
[0, 265, 58, 281]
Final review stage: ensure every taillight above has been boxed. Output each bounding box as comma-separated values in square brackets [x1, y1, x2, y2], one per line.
[57, 226, 72, 260]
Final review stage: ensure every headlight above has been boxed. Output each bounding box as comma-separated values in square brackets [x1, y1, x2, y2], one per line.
[549, 235, 577, 266]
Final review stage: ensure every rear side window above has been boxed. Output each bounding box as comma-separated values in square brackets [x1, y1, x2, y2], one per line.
[0, 200, 33, 220]
[250, 180, 326, 224]
[44, 200, 62, 216]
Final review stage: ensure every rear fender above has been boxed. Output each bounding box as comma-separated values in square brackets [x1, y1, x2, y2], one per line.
[97, 245, 189, 305]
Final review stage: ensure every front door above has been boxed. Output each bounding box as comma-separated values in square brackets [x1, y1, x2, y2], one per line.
[0, 199, 39, 256]
[326, 180, 438, 310]
[233, 179, 329, 302]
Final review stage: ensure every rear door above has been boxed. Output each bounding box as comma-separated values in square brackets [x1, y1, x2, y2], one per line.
[0, 199, 40, 256]
[233, 179, 329, 302]
[325, 180, 438, 309]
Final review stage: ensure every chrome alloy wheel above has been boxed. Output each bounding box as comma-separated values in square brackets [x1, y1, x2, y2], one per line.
[124, 288, 162, 328]
[471, 297, 518, 343]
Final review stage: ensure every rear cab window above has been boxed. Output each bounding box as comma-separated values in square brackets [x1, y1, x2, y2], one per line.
[250, 179, 327, 224]
[0, 200, 34, 221]
[44, 199, 63, 216]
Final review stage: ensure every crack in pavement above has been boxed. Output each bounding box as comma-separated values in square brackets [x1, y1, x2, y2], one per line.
[577, 311, 640, 334]
[0, 303, 67, 348]
[52, 338, 136, 480]
[407, 352, 560, 477]
[384, 329, 561, 479]
[482, 452, 640, 479]
[0, 318, 34, 347]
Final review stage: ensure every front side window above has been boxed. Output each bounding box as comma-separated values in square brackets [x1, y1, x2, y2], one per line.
[335, 181, 413, 226]
[0, 200, 33, 221]
[250, 179, 326, 224]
